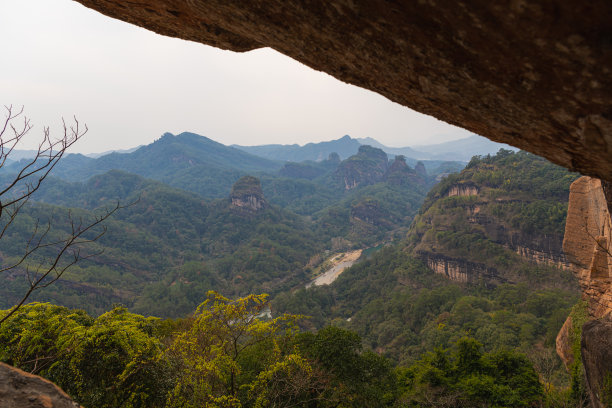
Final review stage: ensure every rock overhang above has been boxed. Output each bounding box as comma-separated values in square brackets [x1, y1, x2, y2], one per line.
[74, 0, 612, 181]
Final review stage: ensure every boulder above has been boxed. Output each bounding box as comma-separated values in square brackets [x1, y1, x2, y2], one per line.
[0, 362, 80, 408]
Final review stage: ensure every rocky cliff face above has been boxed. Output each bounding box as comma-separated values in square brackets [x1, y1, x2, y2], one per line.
[0, 362, 81, 408]
[422, 252, 508, 285]
[447, 183, 479, 197]
[562, 177, 612, 318]
[333, 145, 388, 190]
[555, 176, 612, 408]
[410, 151, 578, 285]
[230, 176, 267, 213]
[581, 316, 612, 408]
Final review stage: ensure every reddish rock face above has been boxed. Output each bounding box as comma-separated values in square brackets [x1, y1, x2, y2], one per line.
[557, 176, 611, 408]
[75, 0, 612, 181]
[0, 363, 81, 408]
[563, 177, 612, 319]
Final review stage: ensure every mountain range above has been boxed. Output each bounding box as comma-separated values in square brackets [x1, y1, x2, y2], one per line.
[235, 134, 517, 163]
[0, 130, 585, 405]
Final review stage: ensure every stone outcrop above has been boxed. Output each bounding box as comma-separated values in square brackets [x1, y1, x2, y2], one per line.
[0, 362, 81, 408]
[513, 245, 572, 270]
[420, 252, 508, 286]
[230, 176, 267, 213]
[556, 176, 612, 408]
[75, 1, 612, 182]
[581, 316, 612, 408]
[563, 177, 612, 318]
[333, 145, 388, 190]
[447, 183, 479, 197]
[555, 316, 575, 369]
[415, 162, 427, 178]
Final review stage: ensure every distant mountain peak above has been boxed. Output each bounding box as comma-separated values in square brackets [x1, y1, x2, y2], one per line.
[334, 145, 389, 190]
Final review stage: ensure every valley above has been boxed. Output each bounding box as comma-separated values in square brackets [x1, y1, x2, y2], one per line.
[0, 133, 596, 407]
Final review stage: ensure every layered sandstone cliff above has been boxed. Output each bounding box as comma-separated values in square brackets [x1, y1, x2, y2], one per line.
[557, 176, 612, 408]
[562, 177, 612, 318]
[411, 152, 577, 285]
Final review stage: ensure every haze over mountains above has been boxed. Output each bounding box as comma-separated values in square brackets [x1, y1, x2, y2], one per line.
[1, 129, 586, 407]
[234, 133, 517, 162]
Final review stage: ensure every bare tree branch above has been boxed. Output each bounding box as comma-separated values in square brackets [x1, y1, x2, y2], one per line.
[0, 201, 128, 325]
[0, 106, 128, 326]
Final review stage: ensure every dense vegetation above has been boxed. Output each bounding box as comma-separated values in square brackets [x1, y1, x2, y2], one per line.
[1, 296, 553, 408]
[1, 141, 433, 317]
[407, 150, 579, 279]
[0, 140, 589, 407]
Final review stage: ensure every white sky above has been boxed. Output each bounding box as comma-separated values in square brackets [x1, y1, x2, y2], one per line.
[1, 0, 473, 154]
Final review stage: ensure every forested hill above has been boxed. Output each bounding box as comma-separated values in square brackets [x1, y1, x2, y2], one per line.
[408, 149, 579, 284]
[234, 134, 516, 163]
[1, 148, 591, 407]
[8, 131, 283, 199]
[234, 134, 362, 161]
[273, 150, 581, 369]
[1, 142, 432, 317]
[0, 172, 321, 317]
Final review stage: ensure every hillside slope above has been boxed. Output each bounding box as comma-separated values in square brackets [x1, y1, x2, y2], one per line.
[274, 150, 581, 363]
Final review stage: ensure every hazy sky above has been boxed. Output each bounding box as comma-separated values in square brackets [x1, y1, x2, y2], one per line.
[1, 0, 473, 154]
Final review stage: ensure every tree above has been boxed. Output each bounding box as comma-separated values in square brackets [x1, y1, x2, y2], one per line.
[166, 291, 304, 408]
[0, 105, 122, 325]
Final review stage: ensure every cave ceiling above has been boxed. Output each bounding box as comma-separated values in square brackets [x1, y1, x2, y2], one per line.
[74, 0, 612, 181]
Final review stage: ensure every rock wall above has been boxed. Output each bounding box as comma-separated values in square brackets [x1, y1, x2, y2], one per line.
[563, 176, 612, 318]
[0, 362, 81, 408]
[229, 176, 268, 213]
[447, 184, 479, 197]
[513, 245, 573, 270]
[581, 316, 612, 408]
[421, 252, 507, 286]
[74, 0, 612, 183]
[557, 176, 612, 408]
[333, 145, 389, 190]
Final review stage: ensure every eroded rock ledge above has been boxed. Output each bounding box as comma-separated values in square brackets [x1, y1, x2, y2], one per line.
[74, 0, 612, 182]
[563, 177, 612, 318]
[558, 176, 611, 408]
[0, 362, 81, 408]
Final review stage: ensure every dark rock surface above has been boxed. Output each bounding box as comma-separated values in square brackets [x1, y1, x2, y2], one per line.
[581, 316, 612, 408]
[0, 362, 80, 408]
[74, 0, 612, 181]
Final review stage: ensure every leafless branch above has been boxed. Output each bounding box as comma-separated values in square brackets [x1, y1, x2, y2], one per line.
[0, 105, 87, 209]
[0, 107, 130, 326]
[581, 215, 612, 258]
[0, 201, 127, 325]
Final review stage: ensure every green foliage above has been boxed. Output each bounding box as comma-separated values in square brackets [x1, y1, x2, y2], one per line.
[1, 296, 397, 408]
[1, 171, 324, 317]
[0, 303, 170, 408]
[397, 337, 543, 407]
[566, 301, 590, 405]
[167, 291, 303, 407]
